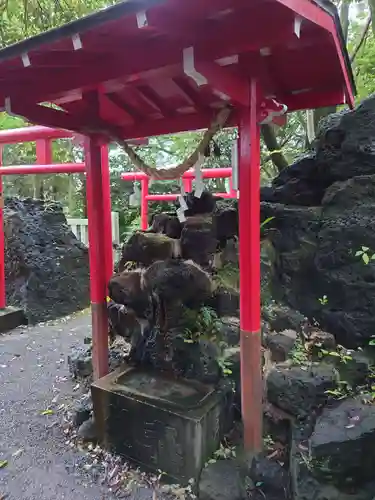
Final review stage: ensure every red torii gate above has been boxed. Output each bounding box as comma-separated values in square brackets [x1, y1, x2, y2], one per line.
[0, 125, 147, 309]
[0, 0, 355, 451]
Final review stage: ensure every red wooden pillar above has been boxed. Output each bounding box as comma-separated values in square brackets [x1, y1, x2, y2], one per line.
[36, 138, 52, 165]
[100, 144, 113, 284]
[85, 136, 109, 380]
[239, 79, 263, 452]
[141, 178, 149, 230]
[0, 145, 5, 309]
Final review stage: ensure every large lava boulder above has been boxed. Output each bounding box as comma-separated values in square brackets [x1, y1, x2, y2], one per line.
[261, 95, 375, 348]
[291, 397, 375, 500]
[4, 198, 90, 323]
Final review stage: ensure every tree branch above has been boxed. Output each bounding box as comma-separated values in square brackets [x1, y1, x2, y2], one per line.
[260, 124, 289, 173]
[350, 15, 371, 64]
[340, 0, 350, 42]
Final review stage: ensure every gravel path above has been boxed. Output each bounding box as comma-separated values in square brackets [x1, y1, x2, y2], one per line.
[0, 313, 158, 500]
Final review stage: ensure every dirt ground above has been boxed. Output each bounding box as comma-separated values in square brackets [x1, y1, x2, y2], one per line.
[0, 312, 159, 500]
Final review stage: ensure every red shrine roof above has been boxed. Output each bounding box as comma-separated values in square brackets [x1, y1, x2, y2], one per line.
[0, 0, 355, 140]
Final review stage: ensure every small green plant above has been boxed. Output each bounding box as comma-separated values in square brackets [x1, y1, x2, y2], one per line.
[355, 246, 375, 265]
[216, 354, 233, 376]
[289, 336, 309, 366]
[325, 380, 353, 400]
[369, 336, 375, 347]
[260, 216, 275, 231]
[263, 434, 275, 450]
[182, 306, 222, 344]
[319, 345, 352, 364]
[318, 295, 328, 305]
[213, 442, 236, 460]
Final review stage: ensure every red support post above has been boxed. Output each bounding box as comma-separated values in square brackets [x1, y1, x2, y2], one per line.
[100, 145, 114, 284]
[36, 138, 52, 164]
[0, 146, 5, 309]
[85, 136, 109, 380]
[141, 178, 149, 230]
[183, 178, 193, 193]
[239, 78, 263, 453]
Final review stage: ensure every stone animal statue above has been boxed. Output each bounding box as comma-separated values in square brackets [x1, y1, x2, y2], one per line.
[142, 258, 213, 309]
[107, 269, 159, 363]
[175, 190, 217, 216]
[180, 215, 218, 268]
[118, 230, 181, 270]
[213, 206, 238, 250]
[148, 213, 183, 239]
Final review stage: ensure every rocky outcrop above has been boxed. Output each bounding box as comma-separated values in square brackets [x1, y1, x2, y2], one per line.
[291, 397, 375, 500]
[261, 95, 375, 347]
[4, 198, 89, 323]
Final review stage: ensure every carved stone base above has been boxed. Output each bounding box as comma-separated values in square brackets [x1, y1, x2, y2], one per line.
[92, 365, 232, 485]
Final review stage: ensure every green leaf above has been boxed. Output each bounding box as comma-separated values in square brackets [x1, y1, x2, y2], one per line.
[362, 246, 370, 252]
[363, 253, 370, 264]
[369, 339, 375, 346]
[328, 351, 341, 357]
[41, 409, 54, 415]
[260, 217, 275, 230]
[0, 460, 8, 468]
[255, 482, 263, 487]
[325, 389, 340, 396]
[355, 251, 363, 257]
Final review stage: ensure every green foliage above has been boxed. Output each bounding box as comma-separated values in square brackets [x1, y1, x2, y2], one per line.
[355, 246, 375, 264]
[214, 263, 240, 292]
[182, 306, 223, 344]
[289, 336, 309, 366]
[318, 295, 328, 305]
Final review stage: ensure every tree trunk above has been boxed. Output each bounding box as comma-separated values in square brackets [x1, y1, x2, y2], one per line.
[261, 124, 289, 174]
[368, 0, 375, 35]
[80, 173, 87, 217]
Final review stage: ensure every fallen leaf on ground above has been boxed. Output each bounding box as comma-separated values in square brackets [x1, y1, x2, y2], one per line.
[0, 460, 8, 468]
[41, 409, 54, 416]
[12, 449, 23, 458]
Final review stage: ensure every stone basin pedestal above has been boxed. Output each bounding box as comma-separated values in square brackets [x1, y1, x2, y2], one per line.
[91, 365, 232, 485]
[0, 306, 26, 333]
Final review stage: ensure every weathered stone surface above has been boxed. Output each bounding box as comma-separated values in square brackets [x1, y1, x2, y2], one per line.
[248, 455, 289, 498]
[77, 417, 97, 442]
[266, 364, 337, 417]
[305, 329, 337, 360]
[198, 460, 246, 500]
[73, 392, 93, 427]
[262, 302, 305, 334]
[209, 286, 239, 317]
[68, 346, 93, 379]
[260, 96, 375, 348]
[291, 446, 375, 500]
[68, 345, 127, 379]
[92, 366, 232, 486]
[336, 350, 371, 386]
[309, 398, 375, 488]
[4, 197, 89, 323]
[180, 215, 218, 269]
[316, 97, 375, 181]
[219, 316, 240, 346]
[266, 329, 298, 362]
[263, 402, 292, 444]
[261, 153, 331, 207]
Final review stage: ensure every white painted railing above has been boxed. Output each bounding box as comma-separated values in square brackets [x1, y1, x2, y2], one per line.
[66, 211, 121, 262]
